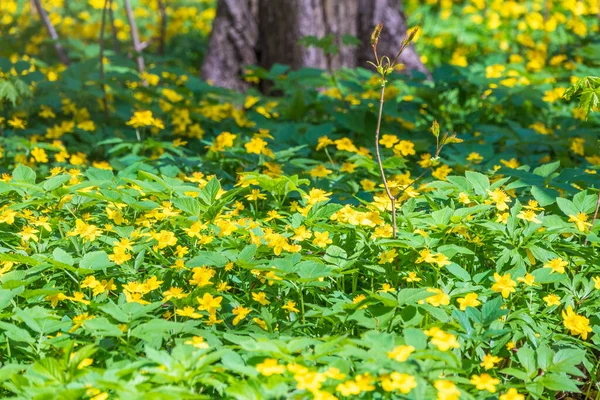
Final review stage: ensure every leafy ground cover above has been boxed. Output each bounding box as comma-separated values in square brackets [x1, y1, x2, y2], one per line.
[0, 0, 600, 399]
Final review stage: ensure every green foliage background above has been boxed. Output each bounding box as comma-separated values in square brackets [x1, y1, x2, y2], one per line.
[0, 0, 599, 399]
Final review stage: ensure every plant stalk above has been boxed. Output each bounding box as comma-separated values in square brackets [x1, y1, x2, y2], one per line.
[374, 82, 397, 238]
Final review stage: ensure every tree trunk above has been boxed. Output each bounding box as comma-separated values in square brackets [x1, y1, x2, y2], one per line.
[202, 0, 429, 91]
[201, 0, 259, 91]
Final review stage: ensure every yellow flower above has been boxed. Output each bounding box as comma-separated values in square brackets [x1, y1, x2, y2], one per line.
[162, 287, 188, 302]
[175, 306, 203, 319]
[458, 192, 471, 204]
[295, 371, 326, 392]
[394, 140, 416, 156]
[251, 292, 270, 306]
[232, 306, 251, 325]
[542, 87, 566, 103]
[68, 219, 102, 242]
[379, 283, 396, 293]
[416, 249, 436, 264]
[381, 372, 417, 393]
[517, 273, 536, 286]
[480, 353, 503, 370]
[424, 327, 460, 351]
[491, 273, 517, 298]
[316, 136, 334, 151]
[378, 249, 397, 264]
[425, 288, 450, 307]
[126, 110, 162, 129]
[456, 293, 481, 310]
[592, 276, 600, 290]
[387, 345, 415, 362]
[379, 134, 399, 148]
[77, 358, 94, 369]
[487, 189, 512, 211]
[434, 380, 460, 400]
[256, 358, 286, 376]
[470, 373, 500, 393]
[292, 225, 312, 241]
[466, 152, 483, 163]
[517, 210, 541, 223]
[153, 230, 177, 249]
[500, 388, 525, 400]
[312, 231, 332, 248]
[184, 336, 209, 349]
[543, 294, 561, 306]
[30, 147, 48, 163]
[7, 116, 25, 130]
[310, 165, 333, 178]
[282, 301, 299, 313]
[404, 271, 421, 282]
[304, 188, 332, 206]
[360, 179, 376, 191]
[562, 306, 592, 340]
[244, 137, 268, 154]
[496, 212, 509, 224]
[543, 257, 568, 274]
[210, 132, 237, 152]
[196, 293, 222, 313]
[19, 226, 39, 242]
[500, 158, 520, 169]
[336, 380, 362, 397]
[245, 189, 266, 201]
[568, 213, 592, 232]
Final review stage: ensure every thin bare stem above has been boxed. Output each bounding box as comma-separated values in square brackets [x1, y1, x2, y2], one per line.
[31, 0, 71, 65]
[374, 82, 397, 238]
[99, 0, 110, 119]
[123, 0, 146, 78]
[395, 169, 427, 201]
[108, 0, 120, 53]
[584, 191, 600, 246]
[157, 0, 167, 55]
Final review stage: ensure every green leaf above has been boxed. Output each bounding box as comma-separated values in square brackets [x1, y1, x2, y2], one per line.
[445, 263, 471, 281]
[80, 251, 114, 270]
[173, 197, 202, 215]
[549, 349, 586, 376]
[42, 174, 71, 191]
[538, 373, 581, 392]
[517, 346, 537, 379]
[53, 248, 74, 266]
[83, 317, 124, 337]
[465, 171, 490, 196]
[481, 297, 508, 325]
[0, 80, 19, 105]
[397, 288, 434, 305]
[531, 186, 559, 206]
[198, 177, 221, 206]
[296, 261, 336, 280]
[187, 251, 230, 268]
[12, 164, 36, 184]
[0, 321, 35, 343]
[556, 197, 578, 217]
[0, 287, 23, 310]
[533, 161, 560, 177]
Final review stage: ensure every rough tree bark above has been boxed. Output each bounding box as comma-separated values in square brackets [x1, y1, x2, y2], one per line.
[202, 0, 258, 91]
[202, 0, 429, 91]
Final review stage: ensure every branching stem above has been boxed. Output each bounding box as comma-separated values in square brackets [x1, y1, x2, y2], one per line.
[99, 0, 110, 119]
[31, 0, 71, 65]
[123, 0, 146, 79]
[374, 82, 397, 238]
